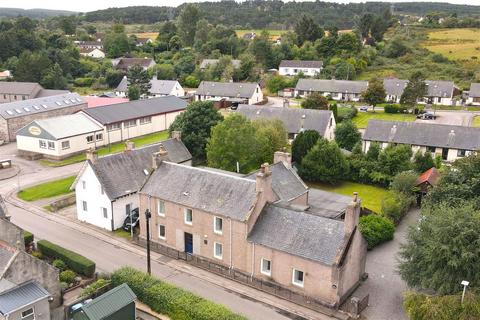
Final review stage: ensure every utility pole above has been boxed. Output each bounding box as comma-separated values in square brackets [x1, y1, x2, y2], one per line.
[145, 209, 152, 275]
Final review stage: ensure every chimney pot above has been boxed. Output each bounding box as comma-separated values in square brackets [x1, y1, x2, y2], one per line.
[124, 140, 135, 152]
[86, 148, 98, 164]
[274, 151, 292, 168]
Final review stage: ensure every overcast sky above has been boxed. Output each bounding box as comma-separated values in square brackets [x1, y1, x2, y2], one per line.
[2, 0, 479, 13]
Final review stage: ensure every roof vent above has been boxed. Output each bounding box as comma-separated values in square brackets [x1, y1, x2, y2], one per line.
[42, 104, 48, 108]
[389, 124, 397, 141]
[183, 191, 190, 196]
[302, 114, 306, 119]
[256, 110, 261, 115]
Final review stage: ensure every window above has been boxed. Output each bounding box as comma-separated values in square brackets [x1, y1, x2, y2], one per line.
[457, 149, 466, 157]
[139, 116, 151, 124]
[157, 200, 165, 216]
[86, 135, 94, 143]
[82, 181, 86, 190]
[292, 269, 304, 287]
[47, 141, 55, 150]
[426, 146, 436, 153]
[214, 242, 223, 259]
[21, 308, 34, 320]
[261, 258, 271, 276]
[214, 216, 223, 234]
[107, 123, 121, 131]
[82, 201, 88, 212]
[61, 141, 70, 149]
[184, 208, 193, 225]
[96, 133, 103, 141]
[102, 207, 107, 218]
[158, 224, 166, 240]
[124, 119, 137, 128]
[39, 140, 46, 149]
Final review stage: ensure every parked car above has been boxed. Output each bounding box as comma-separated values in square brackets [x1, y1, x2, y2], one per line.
[416, 112, 436, 120]
[122, 208, 140, 231]
[359, 106, 368, 112]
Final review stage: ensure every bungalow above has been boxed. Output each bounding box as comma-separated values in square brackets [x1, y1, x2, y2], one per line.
[383, 78, 457, 105]
[75, 41, 104, 50]
[279, 60, 323, 77]
[236, 104, 336, 140]
[115, 76, 185, 98]
[295, 79, 368, 102]
[363, 120, 480, 161]
[111, 58, 156, 71]
[0, 82, 69, 104]
[467, 83, 480, 105]
[72, 136, 192, 231]
[195, 81, 263, 105]
[199, 59, 241, 70]
[80, 47, 105, 59]
[135, 37, 153, 47]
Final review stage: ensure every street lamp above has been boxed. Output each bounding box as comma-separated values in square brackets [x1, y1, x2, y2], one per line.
[461, 280, 469, 304]
[145, 209, 152, 275]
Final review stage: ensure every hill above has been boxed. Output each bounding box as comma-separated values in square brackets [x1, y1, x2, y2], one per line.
[0, 7, 75, 19]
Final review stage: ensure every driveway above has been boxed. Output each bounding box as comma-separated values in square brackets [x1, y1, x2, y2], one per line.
[416, 111, 474, 126]
[354, 209, 420, 320]
[264, 96, 301, 108]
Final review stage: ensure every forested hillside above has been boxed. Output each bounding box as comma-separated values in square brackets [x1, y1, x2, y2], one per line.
[0, 7, 74, 19]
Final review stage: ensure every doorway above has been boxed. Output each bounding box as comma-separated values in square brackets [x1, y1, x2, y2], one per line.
[184, 232, 193, 254]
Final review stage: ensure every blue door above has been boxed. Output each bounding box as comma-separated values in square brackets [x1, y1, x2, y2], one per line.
[184, 232, 193, 254]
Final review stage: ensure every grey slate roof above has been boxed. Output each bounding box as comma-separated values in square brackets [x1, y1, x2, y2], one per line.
[116, 76, 180, 96]
[78, 284, 136, 320]
[0, 196, 7, 219]
[363, 120, 480, 151]
[469, 83, 480, 98]
[383, 78, 408, 96]
[88, 140, 191, 200]
[82, 96, 187, 124]
[200, 59, 241, 69]
[237, 104, 332, 135]
[307, 189, 351, 219]
[0, 281, 50, 315]
[0, 93, 84, 120]
[0, 82, 42, 97]
[196, 81, 259, 99]
[279, 60, 323, 69]
[141, 162, 258, 221]
[247, 204, 346, 265]
[245, 162, 308, 201]
[383, 78, 454, 98]
[112, 58, 155, 70]
[295, 79, 368, 94]
[0, 245, 15, 274]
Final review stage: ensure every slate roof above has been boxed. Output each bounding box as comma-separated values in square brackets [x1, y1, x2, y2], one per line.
[82, 96, 187, 124]
[236, 104, 333, 135]
[77, 284, 136, 320]
[383, 78, 454, 98]
[295, 79, 368, 94]
[307, 189, 351, 219]
[0, 281, 50, 315]
[0, 245, 16, 275]
[245, 162, 308, 201]
[116, 76, 180, 96]
[196, 81, 259, 99]
[279, 60, 323, 69]
[247, 204, 346, 265]
[0, 196, 7, 219]
[363, 120, 480, 150]
[112, 58, 155, 70]
[0, 93, 84, 120]
[469, 83, 480, 98]
[141, 162, 258, 221]
[200, 59, 241, 69]
[0, 82, 42, 97]
[16, 113, 103, 140]
[383, 78, 408, 96]
[86, 140, 191, 200]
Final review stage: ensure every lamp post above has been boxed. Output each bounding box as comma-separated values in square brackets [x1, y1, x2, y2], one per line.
[145, 209, 152, 275]
[461, 280, 469, 304]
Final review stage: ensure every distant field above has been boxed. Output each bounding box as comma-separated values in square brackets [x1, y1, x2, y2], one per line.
[129, 32, 158, 40]
[235, 29, 287, 39]
[422, 28, 480, 60]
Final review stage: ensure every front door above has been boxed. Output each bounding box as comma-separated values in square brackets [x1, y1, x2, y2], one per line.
[442, 148, 449, 160]
[184, 232, 193, 254]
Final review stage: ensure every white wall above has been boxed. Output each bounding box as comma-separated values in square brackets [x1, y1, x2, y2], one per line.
[112, 194, 140, 230]
[279, 67, 321, 77]
[324, 114, 336, 141]
[294, 90, 361, 102]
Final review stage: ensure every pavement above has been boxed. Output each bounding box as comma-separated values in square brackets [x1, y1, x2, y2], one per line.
[416, 110, 474, 126]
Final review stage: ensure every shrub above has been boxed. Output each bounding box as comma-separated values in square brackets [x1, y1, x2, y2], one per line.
[390, 171, 418, 195]
[381, 191, 413, 224]
[359, 214, 395, 250]
[31, 251, 43, 259]
[80, 279, 111, 298]
[23, 231, 33, 247]
[73, 77, 94, 87]
[111, 267, 247, 320]
[37, 240, 95, 277]
[52, 259, 67, 271]
[384, 104, 408, 114]
[337, 106, 357, 122]
[60, 282, 69, 291]
[60, 270, 76, 284]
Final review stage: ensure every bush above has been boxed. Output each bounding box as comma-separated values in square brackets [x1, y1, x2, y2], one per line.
[390, 171, 418, 195]
[337, 106, 357, 122]
[381, 191, 413, 224]
[359, 214, 395, 250]
[80, 279, 111, 298]
[111, 267, 247, 320]
[37, 240, 95, 277]
[31, 251, 43, 259]
[384, 104, 408, 114]
[60, 282, 69, 291]
[23, 231, 33, 247]
[60, 270, 76, 284]
[52, 259, 67, 271]
[73, 77, 94, 87]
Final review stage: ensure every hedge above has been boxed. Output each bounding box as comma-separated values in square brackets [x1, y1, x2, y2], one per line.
[37, 240, 95, 277]
[359, 214, 395, 250]
[384, 104, 408, 114]
[111, 267, 247, 320]
[23, 231, 34, 247]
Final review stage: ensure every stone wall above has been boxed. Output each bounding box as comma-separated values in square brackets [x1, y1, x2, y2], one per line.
[0, 218, 24, 249]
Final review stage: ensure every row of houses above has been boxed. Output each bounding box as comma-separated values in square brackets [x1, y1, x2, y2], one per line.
[115, 76, 185, 98]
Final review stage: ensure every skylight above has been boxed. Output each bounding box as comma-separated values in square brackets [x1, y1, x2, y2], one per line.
[6, 110, 13, 115]
[23, 107, 30, 112]
[64, 100, 70, 104]
[55, 101, 62, 106]
[42, 104, 48, 108]
[15, 109, 22, 114]
[33, 106, 40, 110]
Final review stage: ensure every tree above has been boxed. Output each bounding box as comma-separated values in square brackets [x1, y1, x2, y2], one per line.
[291, 130, 320, 164]
[298, 139, 349, 184]
[128, 85, 140, 100]
[413, 151, 435, 173]
[250, 30, 274, 68]
[400, 72, 427, 108]
[266, 75, 288, 94]
[58, 16, 76, 35]
[41, 63, 67, 89]
[169, 101, 223, 159]
[253, 119, 288, 165]
[362, 78, 386, 111]
[390, 171, 418, 195]
[177, 4, 201, 46]
[301, 92, 329, 110]
[104, 25, 130, 58]
[334, 120, 361, 151]
[377, 144, 413, 176]
[294, 15, 324, 45]
[14, 51, 51, 83]
[398, 202, 480, 294]
[127, 65, 151, 96]
[359, 214, 395, 250]
[157, 21, 177, 43]
[383, 37, 408, 58]
[155, 64, 176, 80]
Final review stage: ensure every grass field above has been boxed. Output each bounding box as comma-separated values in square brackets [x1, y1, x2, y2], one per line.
[422, 28, 480, 60]
[352, 110, 416, 129]
[308, 181, 388, 213]
[17, 176, 76, 202]
[473, 116, 480, 127]
[129, 32, 159, 40]
[40, 131, 169, 167]
[235, 29, 287, 40]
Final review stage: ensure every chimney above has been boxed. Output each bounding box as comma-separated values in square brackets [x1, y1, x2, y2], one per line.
[256, 163, 273, 193]
[171, 131, 182, 141]
[274, 151, 292, 168]
[152, 143, 168, 169]
[124, 140, 135, 152]
[86, 148, 98, 164]
[344, 192, 361, 234]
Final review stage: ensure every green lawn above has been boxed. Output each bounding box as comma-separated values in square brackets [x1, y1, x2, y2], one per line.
[113, 229, 132, 239]
[473, 116, 480, 128]
[352, 111, 416, 129]
[17, 176, 76, 202]
[308, 181, 388, 213]
[40, 131, 169, 167]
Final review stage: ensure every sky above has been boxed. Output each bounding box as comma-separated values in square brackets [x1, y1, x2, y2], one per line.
[1, 0, 479, 13]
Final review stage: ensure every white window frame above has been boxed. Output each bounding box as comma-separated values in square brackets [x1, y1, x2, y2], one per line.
[47, 141, 55, 150]
[21, 307, 34, 319]
[260, 258, 272, 276]
[39, 140, 46, 149]
[96, 133, 103, 141]
[82, 201, 88, 212]
[61, 140, 70, 150]
[292, 268, 304, 287]
[213, 242, 223, 260]
[139, 116, 151, 124]
[157, 200, 165, 217]
[158, 224, 166, 240]
[184, 208, 193, 225]
[107, 123, 121, 131]
[213, 216, 223, 234]
[124, 119, 137, 128]
[102, 207, 108, 219]
[86, 135, 94, 143]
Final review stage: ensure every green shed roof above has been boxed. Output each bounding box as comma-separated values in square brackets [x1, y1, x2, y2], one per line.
[78, 284, 136, 320]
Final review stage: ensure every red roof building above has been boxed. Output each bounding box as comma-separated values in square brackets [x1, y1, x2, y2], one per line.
[82, 96, 128, 109]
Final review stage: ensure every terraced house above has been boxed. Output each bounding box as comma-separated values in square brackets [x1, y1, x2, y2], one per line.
[295, 79, 368, 102]
[138, 151, 367, 307]
[195, 81, 263, 105]
[383, 78, 458, 105]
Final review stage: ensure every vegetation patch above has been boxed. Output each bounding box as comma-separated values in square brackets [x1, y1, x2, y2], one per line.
[352, 110, 416, 129]
[473, 116, 480, 128]
[422, 28, 480, 61]
[17, 176, 76, 202]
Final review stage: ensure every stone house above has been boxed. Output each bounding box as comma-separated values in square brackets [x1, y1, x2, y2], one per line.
[295, 79, 368, 102]
[195, 81, 263, 105]
[279, 60, 323, 77]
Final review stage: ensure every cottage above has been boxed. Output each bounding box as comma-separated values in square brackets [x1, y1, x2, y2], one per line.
[383, 78, 408, 103]
[467, 83, 480, 105]
[0, 82, 69, 104]
[295, 79, 368, 102]
[135, 37, 153, 47]
[195, 81, 263, 105]
[0, 93, 86, 143]
[363, 120, 480, 161]
[199, 59, 241, 70]
[0, 281, 51, 320]
[115, 76, 185, 98]
[279, 60, 323, 77]
[111, 58, 156, 71]
[383, 78, 457, 105]
[72, 137, 192, 231]
[236, 104, 336, 140]
[79, 48, 105, 59]
[75, 41, 104, 50]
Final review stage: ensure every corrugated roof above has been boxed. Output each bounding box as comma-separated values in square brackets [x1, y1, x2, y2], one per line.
[82, 96, 187, 124]
[295, 79, 368, 94]
[0, 281, 50, 315]
[80, 284, 136, 320]
[196, 81, 259, 99]
[469, 83, 480, 98]
[236, 104, 332, 135]
[279, 60, 323, 69]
